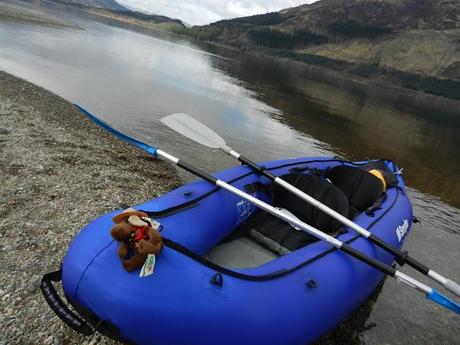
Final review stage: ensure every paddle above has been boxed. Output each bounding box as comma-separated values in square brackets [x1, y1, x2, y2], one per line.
[75, 104, 460, 314]
[161, 113, 460, 298]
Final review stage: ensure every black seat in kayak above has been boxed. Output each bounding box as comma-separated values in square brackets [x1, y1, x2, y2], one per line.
[233, 174, 350, 255]
[325, 165, 394, 218]
[228, 165, 395, 256]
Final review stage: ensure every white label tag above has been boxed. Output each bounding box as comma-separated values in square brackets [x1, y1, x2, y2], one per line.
[150, 219, 162, 230]
[140, 254, 156, 277]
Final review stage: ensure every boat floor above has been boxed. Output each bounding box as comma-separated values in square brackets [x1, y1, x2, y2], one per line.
[204, 236, 279, 269]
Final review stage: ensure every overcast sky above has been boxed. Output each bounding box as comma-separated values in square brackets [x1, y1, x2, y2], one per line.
[116, 0, 318, 26]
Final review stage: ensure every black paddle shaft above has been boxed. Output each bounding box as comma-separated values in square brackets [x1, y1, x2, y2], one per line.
[237, 154, 430, 274]
[177, 160, 218, 184]
[369, 234, 429, 273]
[238, 155, 276, 179]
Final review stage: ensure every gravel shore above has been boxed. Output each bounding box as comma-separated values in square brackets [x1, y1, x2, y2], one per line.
[0, 71, 180, 344]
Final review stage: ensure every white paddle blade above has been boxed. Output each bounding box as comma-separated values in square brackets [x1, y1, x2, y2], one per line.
[161, 113, 227, 149]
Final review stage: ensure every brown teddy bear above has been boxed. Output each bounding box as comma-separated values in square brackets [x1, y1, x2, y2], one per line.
[111, 208, 163, 271]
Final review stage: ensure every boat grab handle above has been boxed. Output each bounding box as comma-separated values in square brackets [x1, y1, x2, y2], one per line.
[41, 269, 94, 336]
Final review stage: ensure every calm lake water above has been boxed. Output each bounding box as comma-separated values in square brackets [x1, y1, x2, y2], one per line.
[0, 0, 459, 344]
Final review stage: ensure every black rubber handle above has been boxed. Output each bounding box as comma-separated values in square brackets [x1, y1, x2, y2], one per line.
[40, 269, 94, 336]
[177, 160, 218, 184]
[369, 234, 430, 274]
[341, 243, 396, 277]
[238, 155, 276, 180]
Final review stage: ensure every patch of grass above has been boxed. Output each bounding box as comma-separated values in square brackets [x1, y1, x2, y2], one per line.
[170, 26, 223, 41]
[248, 28, 328, 49]
[229, 12, 285, 26]
[328, 21, 392, 40]
[352, 64, 381, 78]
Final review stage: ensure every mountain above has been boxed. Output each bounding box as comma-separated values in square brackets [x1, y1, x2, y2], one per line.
[191, 0, 459, 48]
[178, 0, 460, 100]
[280, 0, 459, 32]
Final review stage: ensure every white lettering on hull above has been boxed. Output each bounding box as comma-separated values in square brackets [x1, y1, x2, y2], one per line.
[396, 218, 409, 242]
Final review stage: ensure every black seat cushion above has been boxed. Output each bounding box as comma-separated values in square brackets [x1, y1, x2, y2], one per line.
[325, 166, 385, 218]
[269, 173, 349, 233]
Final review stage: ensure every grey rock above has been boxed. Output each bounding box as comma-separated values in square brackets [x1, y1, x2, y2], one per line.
[27, 279, 40, 293]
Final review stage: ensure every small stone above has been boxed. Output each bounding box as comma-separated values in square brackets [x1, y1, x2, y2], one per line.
[44, 335, 54, 345]
[27, 283, 38, 293]
[27, 278, 41, 293]
[87, 336, 100, 345]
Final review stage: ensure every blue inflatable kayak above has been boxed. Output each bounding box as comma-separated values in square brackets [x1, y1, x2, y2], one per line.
[44, 157, 412, 345]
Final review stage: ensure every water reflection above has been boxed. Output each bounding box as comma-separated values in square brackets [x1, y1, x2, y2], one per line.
[0, 5, 331, 181]
[195, 46, 460, 207]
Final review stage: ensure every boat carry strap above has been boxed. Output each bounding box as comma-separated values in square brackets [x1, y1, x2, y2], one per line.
[41, 269, 94, 336]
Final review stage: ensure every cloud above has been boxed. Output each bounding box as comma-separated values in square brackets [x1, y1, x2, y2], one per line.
[116, 0, 317, 26]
